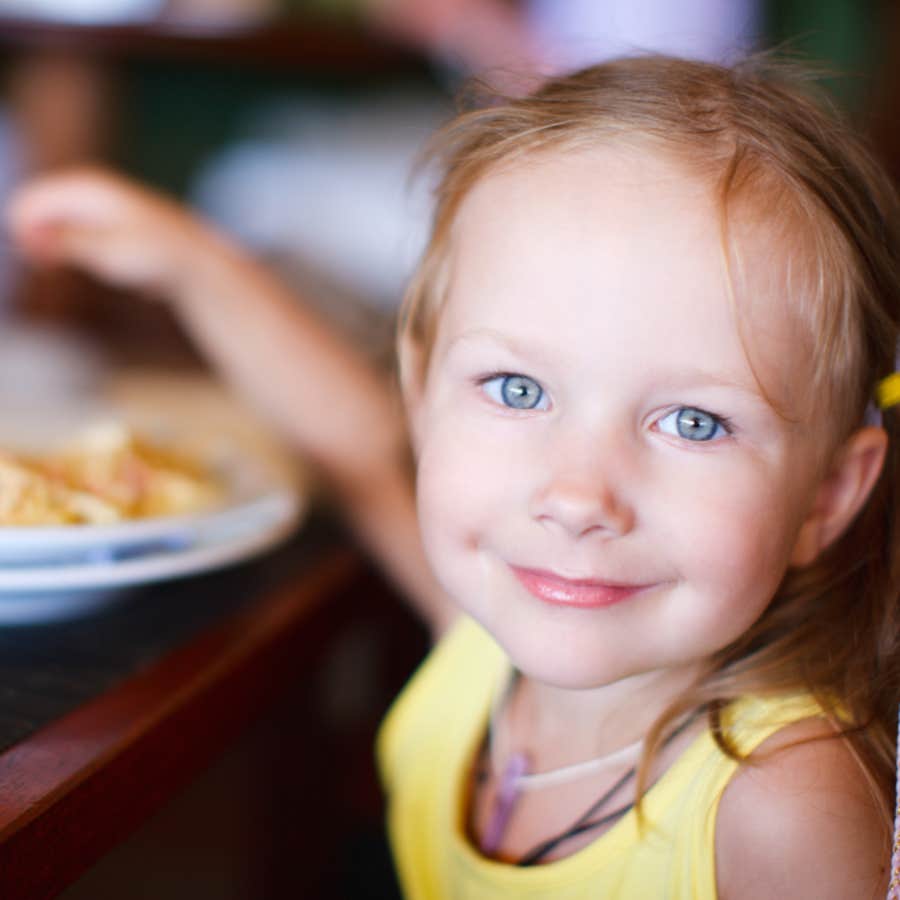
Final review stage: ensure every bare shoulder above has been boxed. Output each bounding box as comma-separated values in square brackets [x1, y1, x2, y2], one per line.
[715, 717, 889, 900]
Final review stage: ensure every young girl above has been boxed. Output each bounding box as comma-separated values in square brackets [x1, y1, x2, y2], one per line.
[8, 55, 899, 897]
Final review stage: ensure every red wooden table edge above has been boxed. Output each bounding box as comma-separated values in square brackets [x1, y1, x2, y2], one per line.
[0, 544, 361, 899]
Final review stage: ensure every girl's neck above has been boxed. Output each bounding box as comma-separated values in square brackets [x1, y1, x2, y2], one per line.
[503, 662, 704, 766]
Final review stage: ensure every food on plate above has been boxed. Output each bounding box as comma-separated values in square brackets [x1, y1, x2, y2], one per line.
[0, 451, 120, 525]
[0, 423, 222, 525]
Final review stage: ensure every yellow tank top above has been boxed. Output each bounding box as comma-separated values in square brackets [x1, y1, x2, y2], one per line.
[377, 616, 823, 900]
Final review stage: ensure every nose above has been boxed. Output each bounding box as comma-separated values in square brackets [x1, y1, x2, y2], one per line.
[530, 467, 635, 539]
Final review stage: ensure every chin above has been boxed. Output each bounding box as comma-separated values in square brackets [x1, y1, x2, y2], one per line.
[492, 625, 639, 691]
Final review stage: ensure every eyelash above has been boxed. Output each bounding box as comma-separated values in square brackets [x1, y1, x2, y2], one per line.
[477, 372, 549, 411]
[656, 406, 734, 443]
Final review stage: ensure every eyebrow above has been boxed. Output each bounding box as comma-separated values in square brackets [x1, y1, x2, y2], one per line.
[656, 365, 770, 398]
[444, 329, 552, 363]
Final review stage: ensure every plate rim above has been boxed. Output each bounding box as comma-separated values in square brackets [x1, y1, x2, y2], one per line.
[0, 488, 303, 592]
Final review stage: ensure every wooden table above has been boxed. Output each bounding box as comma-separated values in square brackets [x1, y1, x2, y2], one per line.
[0, 514, 419, 899]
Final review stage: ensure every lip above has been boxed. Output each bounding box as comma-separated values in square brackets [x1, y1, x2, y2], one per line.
[510, 565, 653, 609]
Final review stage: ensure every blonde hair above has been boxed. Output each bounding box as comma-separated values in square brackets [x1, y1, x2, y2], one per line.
[399, 55, 900, 825]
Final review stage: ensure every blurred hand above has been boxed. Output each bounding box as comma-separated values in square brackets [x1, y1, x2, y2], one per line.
[6, 167, 211, 298]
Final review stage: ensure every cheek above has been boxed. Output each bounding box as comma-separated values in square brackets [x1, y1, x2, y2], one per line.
[663, 468, 807, 599]
[415, 422, 488, 566]
[416, 443, 495, 618]
[416, 410, 517, 528]
[415, 411, 531, 608]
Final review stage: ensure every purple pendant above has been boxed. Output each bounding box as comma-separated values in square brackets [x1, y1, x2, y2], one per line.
[480, 752, 529, 856]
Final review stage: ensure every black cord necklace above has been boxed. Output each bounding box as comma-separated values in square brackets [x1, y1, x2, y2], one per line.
[517, 766, 638, 866]
[477, 703, 703, 867]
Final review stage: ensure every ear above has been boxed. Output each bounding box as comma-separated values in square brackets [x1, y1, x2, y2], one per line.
[397, 332, 427, 455]
[790, 426, 888, 567]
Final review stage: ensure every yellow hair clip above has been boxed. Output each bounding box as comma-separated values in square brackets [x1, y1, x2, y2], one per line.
[877, 373, 900, 410]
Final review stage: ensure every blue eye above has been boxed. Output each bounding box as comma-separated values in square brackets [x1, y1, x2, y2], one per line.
[658, 407, 728, 442]
[482, 374, 548, 410]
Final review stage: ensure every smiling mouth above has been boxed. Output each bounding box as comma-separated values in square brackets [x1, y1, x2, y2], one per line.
[509, 565, 654, 609]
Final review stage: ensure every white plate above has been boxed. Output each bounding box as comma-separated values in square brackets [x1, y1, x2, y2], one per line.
[0, 490, 301, 624]
[0, 484, 304, 625]
[0, 491, 300, 624]
[0, 371, 309, 623]
[0, 451, 293, 567]
[0, 490, 300, 588]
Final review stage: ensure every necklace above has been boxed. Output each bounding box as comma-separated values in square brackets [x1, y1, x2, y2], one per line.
[487, 666, 645, 790]
[489, 731, 645, 792]
[479, 668, 702, 864]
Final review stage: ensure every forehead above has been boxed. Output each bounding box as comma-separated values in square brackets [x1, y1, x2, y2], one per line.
[434, 146, 810, 412]
[447, 145, 715, 317]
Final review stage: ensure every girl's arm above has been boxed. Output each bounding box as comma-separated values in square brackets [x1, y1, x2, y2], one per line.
[7, 168, 457, 639]
[715, 718, 888, 898]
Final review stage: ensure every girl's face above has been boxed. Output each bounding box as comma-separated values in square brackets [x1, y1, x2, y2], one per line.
[411, 147, 834, 691]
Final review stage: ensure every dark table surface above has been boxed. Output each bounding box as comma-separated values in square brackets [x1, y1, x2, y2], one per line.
[0, 510, 371, 899]
[0, 513, 342, 757]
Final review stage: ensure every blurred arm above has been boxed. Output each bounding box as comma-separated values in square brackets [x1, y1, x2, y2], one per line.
[7, 168, 456, 638]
